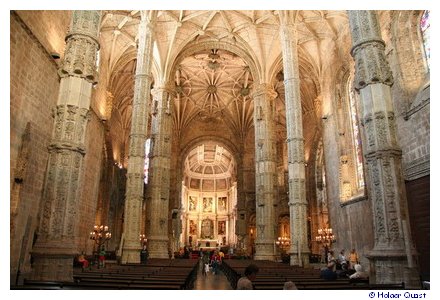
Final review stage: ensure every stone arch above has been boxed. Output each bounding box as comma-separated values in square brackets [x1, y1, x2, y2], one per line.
[392, 10, 429, 102]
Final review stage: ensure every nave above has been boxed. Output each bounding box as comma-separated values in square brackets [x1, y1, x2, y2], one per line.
[11, 258, 409, 290]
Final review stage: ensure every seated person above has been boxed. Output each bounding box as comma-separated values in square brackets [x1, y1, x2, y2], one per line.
[77, 253, 89, 269]
[320, 261, 338, 280]
[349, 264, 368, 280]
[337, 260, 350, 278]
[283, 281, 298, 290]
[237, 264, 259, 289]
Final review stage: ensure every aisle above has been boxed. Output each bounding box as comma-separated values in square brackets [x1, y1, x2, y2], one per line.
[192, 262, 233, 290]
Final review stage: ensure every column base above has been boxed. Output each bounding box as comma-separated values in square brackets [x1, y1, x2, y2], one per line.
[148, 238, 170, 259]
[367, 250, 421, 289]
[121, 241, 141, 264]
[121, 249, 141, 264]
[254, 242, 276, 261]
[290, 252, 310, 267]
[30, 239, 76, 282]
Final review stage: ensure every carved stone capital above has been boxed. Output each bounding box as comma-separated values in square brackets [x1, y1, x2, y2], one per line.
[348, 10, 393, 90]
[252, 84, 278, 100]
[351, 41, 393, 90]
[59, 11, 102, 84]
[59, 35, 100, 83]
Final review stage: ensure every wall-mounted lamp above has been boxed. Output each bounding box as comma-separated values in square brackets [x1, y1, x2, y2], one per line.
[50, 52, 60, 60]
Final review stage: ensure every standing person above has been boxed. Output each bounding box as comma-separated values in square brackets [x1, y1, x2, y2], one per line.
[98, 246, 106, 268]
[236, 264, 259, 290]
[210, 251, 219, 275]
[140, 244, 149, 264]
[349, 248, 359, 270]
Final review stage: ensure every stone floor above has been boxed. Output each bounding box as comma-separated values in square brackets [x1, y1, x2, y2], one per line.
[192, 263, 233, 290]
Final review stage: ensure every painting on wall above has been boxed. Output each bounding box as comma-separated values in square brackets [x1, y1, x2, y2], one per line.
[188, 196, 197, 211]
[189, 220, 197, 235]
[218, 220, 226, 235]
[203, 197, 213, 212]
[218, 197, 227, 211]
[201, 218, 213, 239]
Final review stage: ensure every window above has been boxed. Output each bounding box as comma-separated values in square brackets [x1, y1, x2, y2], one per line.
[348, 82, 365, 190]
[144, 138, 151, 184]
[420, 10, 430, 70]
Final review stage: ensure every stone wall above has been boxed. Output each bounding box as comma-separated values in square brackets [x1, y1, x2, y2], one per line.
[15, 11, 71, 62]
[379, 10, 430, 180]
[77, 110, 105, 253]
[10, 11, 65, 282]
[10, 11, 107, 280]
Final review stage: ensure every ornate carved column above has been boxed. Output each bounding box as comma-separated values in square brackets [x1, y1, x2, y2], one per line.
[31, 10, 101, 281]
[121, 11, 155, 263]
[147, 83, 174, 258]
[348, 10, 420, 288]
[279, 11, 310, 266]
[234, 147, 246, 240]
[252, 84, 277, 260]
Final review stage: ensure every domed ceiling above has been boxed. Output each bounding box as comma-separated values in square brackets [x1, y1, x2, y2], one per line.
[184, 142, 235, 191]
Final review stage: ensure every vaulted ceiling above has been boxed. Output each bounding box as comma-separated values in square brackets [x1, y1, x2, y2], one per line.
[100, 10, 352, 165]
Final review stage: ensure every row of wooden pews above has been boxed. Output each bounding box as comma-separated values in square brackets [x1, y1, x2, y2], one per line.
[13, 259, 199, 290]
[221, 259, 405, 290]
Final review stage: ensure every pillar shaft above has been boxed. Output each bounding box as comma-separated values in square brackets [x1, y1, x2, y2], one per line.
[148, 85, 174, 258]
[31, 10, 101, 281]
[252, 84, 277, 260]
[122, 11, 155, 264]
[348, 10, 420, 288]
[279, 11, 310, 266]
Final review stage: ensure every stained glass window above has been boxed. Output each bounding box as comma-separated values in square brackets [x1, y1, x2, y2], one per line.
[144, 138, 151, 184]
[349, 83, 365, 189]
[421, 10, 430, 69]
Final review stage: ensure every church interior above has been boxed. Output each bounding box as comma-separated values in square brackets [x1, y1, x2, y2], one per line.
[10, 9, 430, 290]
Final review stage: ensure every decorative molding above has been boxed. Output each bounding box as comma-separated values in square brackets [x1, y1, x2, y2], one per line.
[404, 156, 430, 181]
[404, 85, 430, 120]
[340, 194, 367, 207]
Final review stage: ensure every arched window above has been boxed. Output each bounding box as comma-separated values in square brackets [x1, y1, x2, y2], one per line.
[144, 138, 151, 184]
[348, 81, 365, 190]
[420, 10, 430, 70]
[336, 76, 365, 202]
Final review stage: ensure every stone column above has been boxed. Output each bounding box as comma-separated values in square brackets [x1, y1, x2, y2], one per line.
[252, 84, 277, 260]
[121, 11, 155, 263]
[279, 11, 310, 266]
[234, 149, 246, 241]
[147, 84, 174, 258]
[31, 11, 101, 281]
[348, 10, 420, 288]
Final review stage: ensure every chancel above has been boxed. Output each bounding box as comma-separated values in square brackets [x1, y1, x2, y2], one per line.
[10, 9, 430, 290]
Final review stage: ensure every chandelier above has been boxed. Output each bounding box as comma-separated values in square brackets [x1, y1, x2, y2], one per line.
[140, 234, 147, 245]
[275, 236, 291, 252]
[315, 227, 336, 245]
[89, 225, 112, 250]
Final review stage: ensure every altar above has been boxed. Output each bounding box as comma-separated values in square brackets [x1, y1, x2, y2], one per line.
[198, 239, 219, 248]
